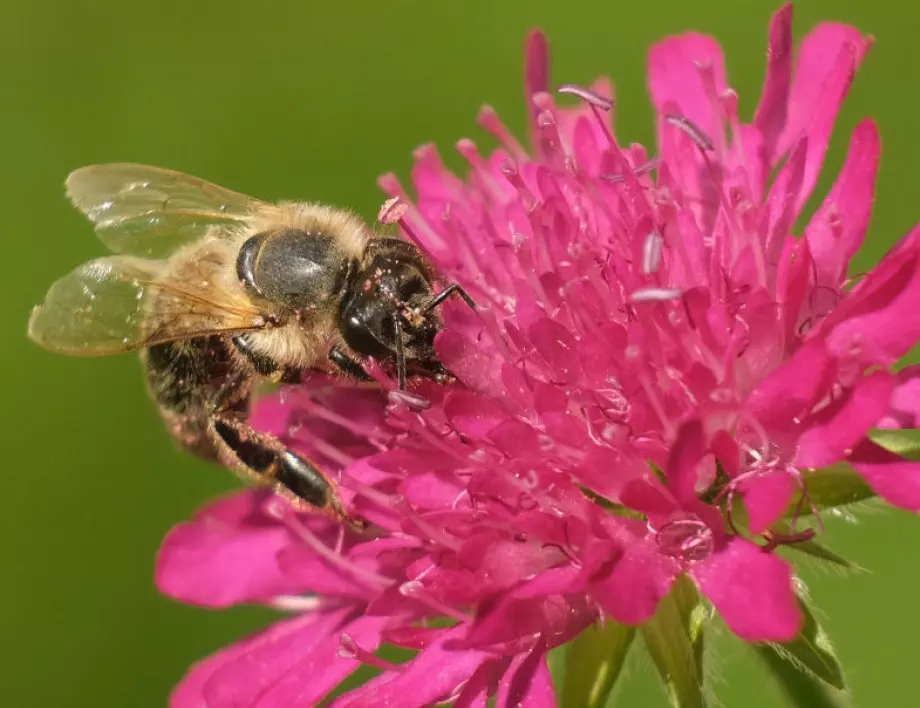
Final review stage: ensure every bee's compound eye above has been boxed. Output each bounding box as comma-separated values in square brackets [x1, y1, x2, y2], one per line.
[340, 304, 391, 359]
[236, 234, 265, 292]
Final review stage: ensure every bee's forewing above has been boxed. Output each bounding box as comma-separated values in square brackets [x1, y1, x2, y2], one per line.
[66, 163, 267, 258]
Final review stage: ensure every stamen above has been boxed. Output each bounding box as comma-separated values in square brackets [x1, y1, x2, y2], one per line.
[265, 500, 390, 589]
[634, 158, 661, 177]
[761, 527, 817, 553]
[293, 397, 390, 451]
[665, 115, 715, 152]
[288, 423, 356, 468]
[456, 139, 491, 178]
[477, 105, 527, 159]
[377, 173, 449, 253]
[378, 197, 408, 224]
[630, 287, 683, 302]
[531, 92, 568, 168]
[338, 633, 404, 671]
[499, 159, 538, 212]
[557, 83, 615, 111]
[601, 157, 661, 183]
[377, 172, 408, 201]
[399, 580, 472, 622]
[641, 231, 664, 274]
[346, 477, 462, 551]
[269, 594, 322, 612]
[388, 389, 431, 411]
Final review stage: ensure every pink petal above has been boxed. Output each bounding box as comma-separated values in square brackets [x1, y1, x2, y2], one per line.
[620, 478, 677, 523]
[245, 615, 386, 706]
[761, 137, 806, 265]
[805, 119, 880, 287]
[742, 472, 796, 535]
[459, 593, 589, 652]
[774, 23, 871, 197]
[848, 440, 920, 511]
[401, 470, 466, 509]
[526, 29, 551, 151]
[667, 420, 708, 504]
[497, 643, 556, 708]
[692, 538, 801, 641]
[171, 607, 370, 708]
[777, 237, 814, 344]
[511, 564, 584, 599]
[454, 659, 508, 708]
[733, 123, 767, 202]
[529, 318, 582, 383]
[334, 626, 490, 708]
[743, 339, 835, 449]
[648, 33, 728, 144]
[593, 540, 679, 625]
[753, 3, 794, 165]
[436, 329, 506, 395]
[795, 370, 895, 469]
[156, 491, 303, 608]
[443, 389, 508, 439]
[884, 365, 920, 428]
[458, 535, 561, 591]
[823, 225, 920, 366]
[274, 545, 375, 600]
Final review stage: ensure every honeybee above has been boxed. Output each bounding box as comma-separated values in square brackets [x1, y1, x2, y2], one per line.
[28, 164, 474, 528]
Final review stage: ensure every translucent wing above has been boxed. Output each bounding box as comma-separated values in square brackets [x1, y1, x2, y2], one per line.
[66, 163, 267, 257]
[29, 255, 270, 356]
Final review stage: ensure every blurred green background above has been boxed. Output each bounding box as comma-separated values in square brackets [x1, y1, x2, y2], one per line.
[4, 0, 920, 705]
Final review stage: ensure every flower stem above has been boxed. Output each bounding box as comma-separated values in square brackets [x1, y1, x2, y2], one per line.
[560, 620, 636, 708]
[641, 576, 708, 708]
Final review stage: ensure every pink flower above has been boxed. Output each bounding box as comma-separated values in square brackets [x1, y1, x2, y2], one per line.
[159, 4, 920, 705]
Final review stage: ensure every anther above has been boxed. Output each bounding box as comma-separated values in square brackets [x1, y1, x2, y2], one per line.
[557, 83, 615, 111]
[338, 634, 404, 671]
[631, 287, 683, 302]
[665, 115, 715, 152]
[378, 197, 408, 224]
[388, 389, 431, 411]
[642, 231, 664, 274]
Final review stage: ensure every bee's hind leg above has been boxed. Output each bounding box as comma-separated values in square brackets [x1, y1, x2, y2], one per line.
[207, 412, 365, 531]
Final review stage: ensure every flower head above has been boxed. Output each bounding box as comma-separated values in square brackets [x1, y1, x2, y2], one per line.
[159, 4, 920, 705]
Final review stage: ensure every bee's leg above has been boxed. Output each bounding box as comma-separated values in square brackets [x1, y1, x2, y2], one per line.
[329, 346, 373, 382]
[391, 316, 408, 390]
[422, 283, 476, 312]
[231, 334, 300, 382]
[208, 413, 365, 531]
[207, 369, 248, 411]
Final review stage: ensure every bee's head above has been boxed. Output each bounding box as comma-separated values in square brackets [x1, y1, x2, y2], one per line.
[338, 243, 450, 381]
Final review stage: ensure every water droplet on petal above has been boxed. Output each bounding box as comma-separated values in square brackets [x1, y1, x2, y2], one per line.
[656, 513, 714, 563]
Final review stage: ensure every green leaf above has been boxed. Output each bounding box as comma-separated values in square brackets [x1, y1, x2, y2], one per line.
[783, 428, 920, 520]
[641, 576, 708, 708]
[869, 428, 920, 460]
[547, 643, 569, 699]
[780, 537, 859, 571]
[760, 595, 847, 692]
[754, 644, 849, 708]
[561, 621, 636, 708]
[785, 463, 876, 517]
